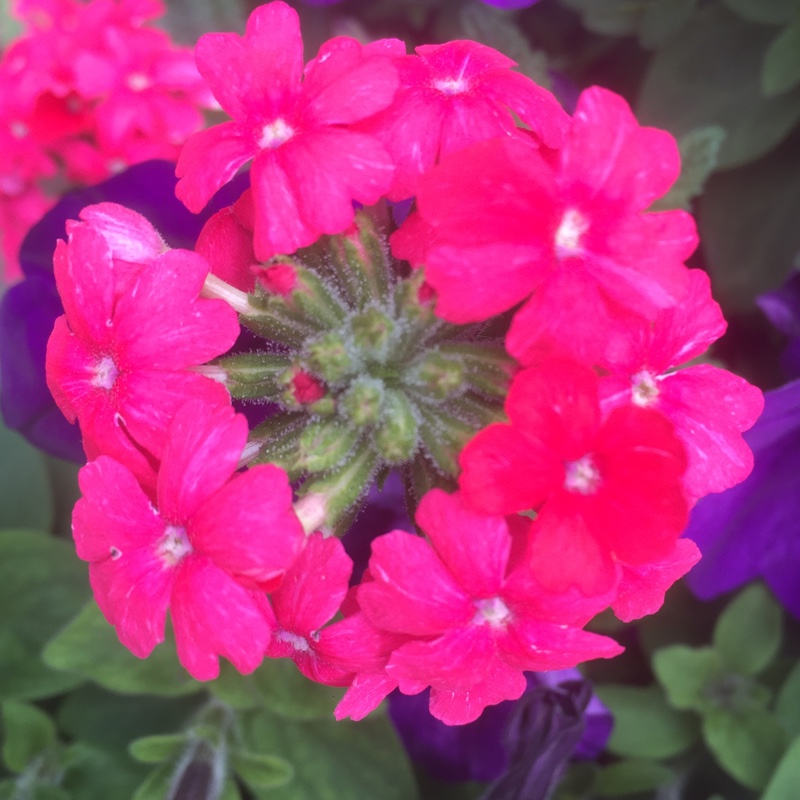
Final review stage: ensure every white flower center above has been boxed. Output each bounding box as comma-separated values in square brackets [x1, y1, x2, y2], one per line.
[259, 118, 294, 150]
[631, 369, 660, 407]
[276, 630, 312, 653]
[433, 77, 469, 95]
[473, 596, 511, 628]
[564, 454, 601, 495]
[126, 72, 150, 92]
[10, 121, 28, 139]
[92, 356, 119, 390]
[555, 208, 589, 255]
[158, 525, 193, 567]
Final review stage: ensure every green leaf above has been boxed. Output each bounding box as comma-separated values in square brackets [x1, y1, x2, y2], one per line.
[700, 124, 800, 310]
[0, 530, 89, 701]
[161, 0, 246, 44]
[61, 742, 146, 800]
[702, 708, 788, 790]
[594, 685, 699, 759]
[638, 5, 800, 169]
[1, 702, 57, 773]
[652, 645, 721, 712]
[777, 662, 800, 738]
[209, 662, 263, 711]
[250, 658, 343, 720]
[0, 420, 53, 532]
[243, 708, 418, 800]
[131, 762, 173, 800]
[762, 735, 800, 800]
[595, 759, 675, 797]
[129, 735, 188, 765]
[651, 126, 726, 211]
[638, 0, 698, 50]
[719, 0, 800, 25]
[763, 20, 800, 96]
[0, 4, 22, 47]
[231, 750, 293, 790]
[559, 0, 639, 37]
[713, 584, 782, 676]
[42, 602, 201, 698]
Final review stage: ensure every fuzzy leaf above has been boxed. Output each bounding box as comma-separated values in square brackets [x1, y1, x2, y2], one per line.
[595, 685, 699, 759]
[42, 602, 200, 698]
[762, 20, 800, 97]
[713, 584, 782, 676]
[129, 735, 188, 765]
[702, 708, 787, 790]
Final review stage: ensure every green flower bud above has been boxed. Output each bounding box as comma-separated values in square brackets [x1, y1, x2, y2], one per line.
[341, 376, 385, 427]
[375, 390, 419, 464]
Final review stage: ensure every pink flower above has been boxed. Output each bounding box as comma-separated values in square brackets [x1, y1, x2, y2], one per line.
[458, 359, 689, 596]
[72, 400, 305, 680]
[358, 39, 568, 201]
[175, 1, 398, 260]
[597, 270, 764, 502]
[45, 221, 238, 485]
[393, 87, 694, 347]
[357, 489, 622, 725]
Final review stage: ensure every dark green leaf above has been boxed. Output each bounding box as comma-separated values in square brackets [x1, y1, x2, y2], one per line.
[651, 126, 726, 211]
[250, 658, 343, 720]
[231, 750, 293, 790]
[713, 584, 782, 676]
[0, 420, 53, 532]
[638, 5, 800, 169]
[702, 708, 788, 790]
[1, 702, 57, 773]
[131, 762, 173, 800]
[763, 20, 800, 96]
[719, 0, 800, 25]
[208, 663, 262, 711]
[762, 735, 800, 800]
[243, 708, 418, 800]
[700, 124, 800, 310]
[638, 0, 698, 49]
[595, 759, 675, 797]
[560, 0, 639, 37]
[129, 735, 188, 765]
[594, 685, 699, 759]
[61, 742, 146, 800]
[42, 602, 201, 698]
[777, 662, 800, 738]
[652, 645, 721, 712]
[0, 531, 89, 701]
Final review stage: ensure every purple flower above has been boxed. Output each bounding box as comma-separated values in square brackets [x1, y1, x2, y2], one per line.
[0, 161, 246, 461]
[757, 272, 800, 380]
[685, 378, 800, 617]
[388, 670, 611, 783]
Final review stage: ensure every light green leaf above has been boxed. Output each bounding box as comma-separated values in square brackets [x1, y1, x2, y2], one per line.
[1, 702, 57, 773]
[42, 602, 200, 698]
[129, 735, 188, 765]
[763, 20, 800, 96]
[703, 708, 788, 790]
[652, 645, 721, 712]
[638, 0, 698, 49]
[762, 735, 800, 800]
[719, 0, 800, 25]
[250, 658, 343, 720]
[595, 759, 675, 797]
[713, 584, 782, 676]
[595, 685, 699, 759]
[651, 126, 726, 211]
[0, 531, 89, 701]
[0, 421, 53, 532]
[777, 662, 800, 738]
[131, 763, 173, 800]
[700, 124, 800, 310]
[638, 5, 800, 169]
[231, 750, 293, 790]
[243, 708, 418, 800]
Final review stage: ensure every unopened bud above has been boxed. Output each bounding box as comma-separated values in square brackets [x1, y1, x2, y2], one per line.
[375, 390, 419, 464]
[350, 307, 395, 361]
[213, 353, 291, 400]
[306, 332, 355, 384]
[341, 376, 384, 427]
[253, 261, 297, 296]
[299, 419, 355, 473]
[408, 351, 465, 400]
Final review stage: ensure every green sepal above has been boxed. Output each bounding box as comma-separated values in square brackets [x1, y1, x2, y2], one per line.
[213, 353, 291, 400]
[713, 583, 782, 676]
[231, 750, 293, 790]
[375, 390, 420, 465]
[416, 404, 476, 476]
[128, 735, 188, 765]
[298, 419, 356, 473]
[248, 414, 307, 479]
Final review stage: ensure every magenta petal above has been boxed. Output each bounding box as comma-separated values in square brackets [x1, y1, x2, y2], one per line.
[335, 673, 398, 721]
[157, 401, 246, 522]
[171, 556, 272, 681]
[74, 456, 163, 562]
[359, 531, 472, 636]
[175, 122, 256, 213]
[271, 533, 351, 633]
[416, 489, 510, 598]
[427, 668, 527, 726]
[78, 202, 165, 265]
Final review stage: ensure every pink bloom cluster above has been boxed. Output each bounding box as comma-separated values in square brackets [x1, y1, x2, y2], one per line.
[45, 1, 765, 725]
[0, 0, 213, 279]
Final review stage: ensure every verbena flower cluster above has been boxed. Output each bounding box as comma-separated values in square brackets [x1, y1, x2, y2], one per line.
[0, 0, 214, 279]
[42, 0, 764, 726]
